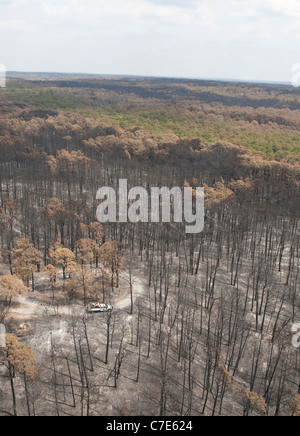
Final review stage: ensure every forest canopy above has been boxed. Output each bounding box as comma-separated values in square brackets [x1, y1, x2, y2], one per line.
[1, 74, 300, 162]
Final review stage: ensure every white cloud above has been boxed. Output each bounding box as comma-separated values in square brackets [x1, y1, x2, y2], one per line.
[0, 18, 34, 31]
[0, 0, 299, 81]
[264, 0, 300, 17]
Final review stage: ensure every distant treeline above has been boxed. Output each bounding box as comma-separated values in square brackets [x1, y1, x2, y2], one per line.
[2, 76, 300, 161]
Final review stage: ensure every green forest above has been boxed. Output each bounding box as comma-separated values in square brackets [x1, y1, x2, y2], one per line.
[2, 75, 300, 162]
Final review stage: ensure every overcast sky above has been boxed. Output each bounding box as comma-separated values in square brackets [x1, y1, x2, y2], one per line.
[0, 0, 300, 82]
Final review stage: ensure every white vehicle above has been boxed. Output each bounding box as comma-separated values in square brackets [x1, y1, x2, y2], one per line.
[88, 302, 113, 313]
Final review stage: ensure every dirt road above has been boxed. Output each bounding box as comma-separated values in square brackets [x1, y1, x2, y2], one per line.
[9, 272, 148, 320]
[114, 272, 148, 311]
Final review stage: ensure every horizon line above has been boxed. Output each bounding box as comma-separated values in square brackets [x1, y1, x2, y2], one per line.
[6, 70, 293, 87]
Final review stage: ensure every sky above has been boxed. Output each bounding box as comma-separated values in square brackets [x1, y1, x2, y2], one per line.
[0, 0, 300, 83]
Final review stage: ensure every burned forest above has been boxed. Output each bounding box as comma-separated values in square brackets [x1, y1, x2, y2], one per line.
[0, 75, 300, 417]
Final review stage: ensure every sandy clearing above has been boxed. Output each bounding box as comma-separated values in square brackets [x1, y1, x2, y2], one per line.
[9, 295, 85, 320]
[8, 271, 148, 321]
